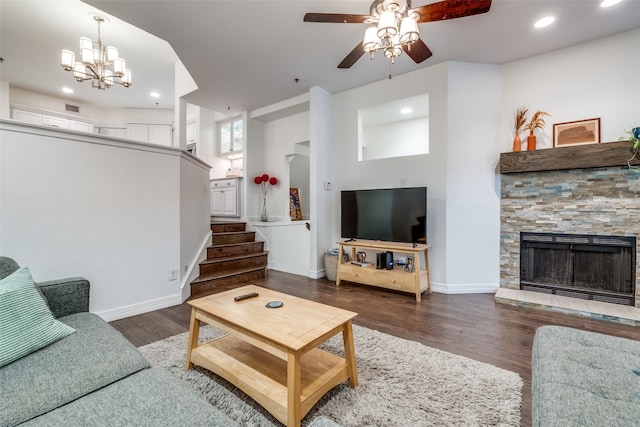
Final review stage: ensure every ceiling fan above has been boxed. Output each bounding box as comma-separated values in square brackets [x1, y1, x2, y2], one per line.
[304, 0, 492, 68]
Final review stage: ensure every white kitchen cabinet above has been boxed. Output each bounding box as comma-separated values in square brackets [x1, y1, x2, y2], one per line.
[70, 120, 94, 133]
[127, 124, 149, 142]
[127, 124, 172, 146]
[41, 115, 69, 129]
[12, 109, 40, 125]
[186, 121, 197, 144]
[149, 124, 172, 146]
[99, 127, 128, 138]
[210, 178, 241, 217]
[11, 108, 93, 133]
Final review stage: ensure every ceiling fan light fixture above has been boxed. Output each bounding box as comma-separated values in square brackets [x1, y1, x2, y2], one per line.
[384, 35, 403, 61]
[363, 26, 381, 52]
[377, 10, 398, 39]
[399, 15, 419, 43]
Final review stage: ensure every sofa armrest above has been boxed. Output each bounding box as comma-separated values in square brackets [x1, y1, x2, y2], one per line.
[37, 277, 90, 318]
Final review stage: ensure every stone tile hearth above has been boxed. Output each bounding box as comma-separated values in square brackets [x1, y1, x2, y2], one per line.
[496, 288, 640, 326]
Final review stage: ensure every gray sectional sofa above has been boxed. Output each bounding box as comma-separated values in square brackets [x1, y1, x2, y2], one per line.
[532, 325, 640, 426]
[0, 256, 238, 427]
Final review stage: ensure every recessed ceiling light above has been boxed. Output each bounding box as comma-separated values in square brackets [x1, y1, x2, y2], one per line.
[401, 107, 412, 114]
[150, 92, 160, 98]
[62, 87, 74, 94]
[601, 0, 623, 8]
[534, 16, 555, 28]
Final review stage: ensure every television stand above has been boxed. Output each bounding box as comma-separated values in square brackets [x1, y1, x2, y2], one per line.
[336, 240, 431, 302]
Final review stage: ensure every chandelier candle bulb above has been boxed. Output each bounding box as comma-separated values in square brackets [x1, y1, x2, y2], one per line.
[106, 46, 118, 62]
[113, 58, 124, 76]
[61, 50, 75, 70]
[80, 37, 92, 51]
[73, 62, 85, 81]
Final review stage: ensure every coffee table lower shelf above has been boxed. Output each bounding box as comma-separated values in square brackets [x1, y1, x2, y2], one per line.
[190, 334, 350, 425]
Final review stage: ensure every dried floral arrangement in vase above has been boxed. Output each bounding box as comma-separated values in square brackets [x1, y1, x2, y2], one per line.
[524, 110, 550, 150]
[513, 107, 528, 152]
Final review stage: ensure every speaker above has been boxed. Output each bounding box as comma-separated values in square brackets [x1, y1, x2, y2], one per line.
[376, 252, 385, 269]
[386, 251, 394, 270]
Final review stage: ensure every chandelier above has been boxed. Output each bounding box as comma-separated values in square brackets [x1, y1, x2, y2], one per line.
[61, 14, 131, 90]
[362, 0, 420, 64]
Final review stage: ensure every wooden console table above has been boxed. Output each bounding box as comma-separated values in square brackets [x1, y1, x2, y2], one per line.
[336, 239, 431, 301]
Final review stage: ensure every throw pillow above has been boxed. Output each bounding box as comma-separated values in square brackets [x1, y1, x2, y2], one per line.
[0, 267, 75, 367]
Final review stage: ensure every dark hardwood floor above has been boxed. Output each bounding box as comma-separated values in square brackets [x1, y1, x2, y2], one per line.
[110, 271, 640, 427]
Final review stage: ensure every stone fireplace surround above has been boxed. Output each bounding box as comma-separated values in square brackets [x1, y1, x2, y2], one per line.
[497, 141, 640, 325]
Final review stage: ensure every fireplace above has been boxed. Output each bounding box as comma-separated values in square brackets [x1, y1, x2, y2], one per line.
[520, 232, 636, 306]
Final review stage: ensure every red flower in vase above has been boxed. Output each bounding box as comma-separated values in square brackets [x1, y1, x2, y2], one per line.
[254, 173, 278, 221]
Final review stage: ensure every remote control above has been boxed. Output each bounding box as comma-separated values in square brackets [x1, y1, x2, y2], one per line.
[233, 292, 259, 302]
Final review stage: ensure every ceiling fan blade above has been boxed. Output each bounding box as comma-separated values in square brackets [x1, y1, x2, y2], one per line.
[402, 38, 433, 64]
[414, 0, 492, 23]
[304, 13, 372, 24]
[338, 42, 365, 69]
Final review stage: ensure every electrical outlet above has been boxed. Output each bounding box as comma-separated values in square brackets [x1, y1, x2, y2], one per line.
[324, 181, 332, 190]
[400, 178, 407, 186]
[168, 269, 178, 281]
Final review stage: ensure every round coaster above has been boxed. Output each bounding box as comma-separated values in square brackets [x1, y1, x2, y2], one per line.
[265, 301, 283, 308]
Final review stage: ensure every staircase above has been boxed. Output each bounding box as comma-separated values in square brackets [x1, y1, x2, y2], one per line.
[190, 222, 268, 299]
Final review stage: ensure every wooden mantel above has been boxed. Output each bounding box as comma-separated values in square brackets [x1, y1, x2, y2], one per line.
[499, 141, 640, 174]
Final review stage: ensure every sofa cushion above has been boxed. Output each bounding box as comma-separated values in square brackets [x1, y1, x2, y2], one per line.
[19, 368, 240, 427]
[532, 326, 640, 426]
[0, 312, 148, 427]
[0, 267, 75, 368]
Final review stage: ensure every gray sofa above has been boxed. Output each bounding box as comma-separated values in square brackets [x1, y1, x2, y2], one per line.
[532, 325, 640, 426]
[0, 256, 238, 427]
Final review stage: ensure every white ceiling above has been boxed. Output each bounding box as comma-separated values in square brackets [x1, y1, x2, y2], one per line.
[2, 0, 639, 115]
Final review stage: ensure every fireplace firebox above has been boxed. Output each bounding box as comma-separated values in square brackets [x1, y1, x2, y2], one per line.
[520, 232, 636, 306]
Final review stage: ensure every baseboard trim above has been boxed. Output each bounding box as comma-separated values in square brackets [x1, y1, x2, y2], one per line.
[308, 268, 325, 279]
[430, 282, 499, 294]
[95, 294, 182, 322]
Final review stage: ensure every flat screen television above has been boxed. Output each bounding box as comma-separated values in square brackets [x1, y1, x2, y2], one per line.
[341, 187, 427, 244]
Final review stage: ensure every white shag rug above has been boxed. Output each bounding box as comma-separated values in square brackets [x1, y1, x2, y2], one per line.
[139, 325, 522, 426]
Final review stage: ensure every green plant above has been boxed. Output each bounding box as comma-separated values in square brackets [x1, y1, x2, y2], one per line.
[619, 128, 640, 170]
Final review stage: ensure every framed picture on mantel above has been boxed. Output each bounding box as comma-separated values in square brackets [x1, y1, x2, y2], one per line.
[553, 118, 601, 147]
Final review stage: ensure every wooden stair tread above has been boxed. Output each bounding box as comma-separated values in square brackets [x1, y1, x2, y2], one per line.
[200, 252, 269, 264]
[192, 266, 266, 284]
[212, 231, 254, 236]
[208, 242, 263, 249]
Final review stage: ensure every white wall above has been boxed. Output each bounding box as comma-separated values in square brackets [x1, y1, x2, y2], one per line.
[362, 117, 429, 161]
[180, 153, 213, 301]
[501, 28, 640, 150]
[0, 80, 10, 119]
[445, 62, 501, 291]
[309, 86, 333, 278]
[0, 120, 210, 320]
[259, 111, 310, 221]
[330, 63, 450, 286]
